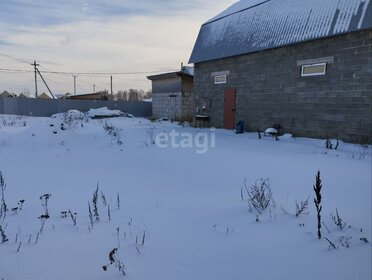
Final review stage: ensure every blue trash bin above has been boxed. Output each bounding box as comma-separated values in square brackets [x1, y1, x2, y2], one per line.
[236, 120, 244, 134]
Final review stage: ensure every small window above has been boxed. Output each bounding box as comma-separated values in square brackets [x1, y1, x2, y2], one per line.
[301, 63, 326, 77]
[214, 75, 227, 84]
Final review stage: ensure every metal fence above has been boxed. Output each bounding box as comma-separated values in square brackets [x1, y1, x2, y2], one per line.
[0, 97, 152, 118]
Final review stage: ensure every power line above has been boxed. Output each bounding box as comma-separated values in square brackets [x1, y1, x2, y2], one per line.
[0, 68, 31, 73]
[0, 53, 32, 64]
[38, 65, 56, 73]
[0, 67, 178, 76]
[41, 76, 71, 86]
[29, 60, 55, 99]
[36, 66, 56, 99]
[0, 60, 167, 93]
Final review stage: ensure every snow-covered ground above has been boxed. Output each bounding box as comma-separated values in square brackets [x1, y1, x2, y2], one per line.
[0, 113, 371, 280]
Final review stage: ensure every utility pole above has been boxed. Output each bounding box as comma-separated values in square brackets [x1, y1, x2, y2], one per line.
[35, 68, 56, 99]
[93, 84, 96, 93]
[31, 60, 39, 97]
[110, 75, 113, 96]
[72, 75, 78, 95]
[30, 60, 55, 99]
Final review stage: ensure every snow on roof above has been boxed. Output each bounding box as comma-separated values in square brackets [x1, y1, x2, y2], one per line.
[189, 0, 372, 63]
[206, 0, 268, 23]
[181, 66, 194, 76]
[147, 66, 194, 80]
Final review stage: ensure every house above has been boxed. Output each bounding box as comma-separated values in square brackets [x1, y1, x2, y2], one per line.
[189, 0, 372, 143]
[61, 92, 72, 98]
[147, 66, 194, 121]
[17, 93, 29, 98]
[63, 91, 112, 100]
[0, 91, 15, 98]
[38, 92, 52, 99]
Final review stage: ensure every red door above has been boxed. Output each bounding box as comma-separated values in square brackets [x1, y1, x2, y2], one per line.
[224, 88, 236, 129]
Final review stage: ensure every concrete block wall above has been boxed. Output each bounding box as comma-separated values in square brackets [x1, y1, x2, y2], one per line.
[152, 92, 182, 120]
[152, 91, 194, 121]
[181, 91, 194, 122]
[193, 29, 372, 143]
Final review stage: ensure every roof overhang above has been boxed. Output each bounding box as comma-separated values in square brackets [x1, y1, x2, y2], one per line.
[189, 0, 372, 64]
[147, 71, 193, 81]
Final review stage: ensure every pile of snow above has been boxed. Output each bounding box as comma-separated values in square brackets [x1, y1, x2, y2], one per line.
[87, 107, 123, 118]
[51, 109, 85, 121]
[280, 133, 293, 140]
[280, 133, 293, 139]
[264, 127, 278, 135]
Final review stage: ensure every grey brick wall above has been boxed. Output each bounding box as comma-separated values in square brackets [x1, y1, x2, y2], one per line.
[194, 29, 372, 143]
[152, 92, 182, 120]
[152, 91, 194, 121]
[181, 91, 194, 122]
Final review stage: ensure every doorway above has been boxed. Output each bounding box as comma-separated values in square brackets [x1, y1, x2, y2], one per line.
[223, 88, 236, 129]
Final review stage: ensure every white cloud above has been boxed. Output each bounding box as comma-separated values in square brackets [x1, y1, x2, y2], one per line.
[0, 0, 236, 94]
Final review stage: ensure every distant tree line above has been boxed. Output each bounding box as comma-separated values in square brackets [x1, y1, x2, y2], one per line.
[114, 89, 151, 101]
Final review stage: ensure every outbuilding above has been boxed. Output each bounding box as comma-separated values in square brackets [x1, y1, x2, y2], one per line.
[147, 66, 194, 122]
[189, 0, 372, 143]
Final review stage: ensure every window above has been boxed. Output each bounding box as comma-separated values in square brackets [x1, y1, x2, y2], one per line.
[301, 63, 327, 77]
[214, 74, 227, 84]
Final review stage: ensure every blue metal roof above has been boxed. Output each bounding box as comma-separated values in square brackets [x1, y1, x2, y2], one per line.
[189, 0, 372, 63]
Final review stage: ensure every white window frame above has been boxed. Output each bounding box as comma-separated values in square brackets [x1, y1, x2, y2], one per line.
[214, 74, 227, 84]
[301, 63, 327, 77]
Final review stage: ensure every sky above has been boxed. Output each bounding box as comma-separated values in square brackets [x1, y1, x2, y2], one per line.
[0, 0, 236, 96]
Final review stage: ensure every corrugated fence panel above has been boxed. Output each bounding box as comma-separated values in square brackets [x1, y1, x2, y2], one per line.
[3, 98, 19, 115]
[18, 98, 59, 117]
[0, 98, 3, 114]
[0, 98, 152, 118]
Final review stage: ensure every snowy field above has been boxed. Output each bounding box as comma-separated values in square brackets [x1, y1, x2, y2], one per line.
[0, 112, 371, 280]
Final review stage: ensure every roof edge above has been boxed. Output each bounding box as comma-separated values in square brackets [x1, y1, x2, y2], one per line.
[147, 67, 194, 81]
[189, 28, 372, 64]
[204, 0, 272, 25]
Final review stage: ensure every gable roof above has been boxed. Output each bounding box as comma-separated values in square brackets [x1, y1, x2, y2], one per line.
[38, 92, 52, 99]
[63, 91, 108, 99]
[189, 0, 372, 63]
